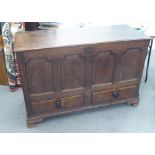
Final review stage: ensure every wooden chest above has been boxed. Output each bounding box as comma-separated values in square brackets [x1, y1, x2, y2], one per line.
[14, 25, 151, 127]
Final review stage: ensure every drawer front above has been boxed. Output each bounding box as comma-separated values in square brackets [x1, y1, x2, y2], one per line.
[31, 95, 84, 114]
[92, 86, 137, 105]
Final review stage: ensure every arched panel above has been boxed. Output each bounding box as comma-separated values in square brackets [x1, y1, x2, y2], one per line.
[62, 54, 84, 89]
[93, 51, 114, 84]
[120, 48, 142, 81]
[26, 58, 54, 94]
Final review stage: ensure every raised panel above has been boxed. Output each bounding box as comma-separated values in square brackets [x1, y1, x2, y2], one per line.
[92, 86, 137, 105]
[26, 58, 54, 94]
[61, 95, 84, 108]
[120, 48, 142, 81]
[62, 54, 84, 89]
[93, 90, 113, 104]
[93, 51, 114, 84]
[31, 95, 84, 114]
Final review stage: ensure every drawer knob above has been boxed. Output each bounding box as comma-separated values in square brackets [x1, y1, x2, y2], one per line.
[55, 100, 61, 108]
[112, 91, 119, 98]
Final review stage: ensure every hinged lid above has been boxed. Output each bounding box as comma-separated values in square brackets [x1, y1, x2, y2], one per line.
[14, 24, 151, 52]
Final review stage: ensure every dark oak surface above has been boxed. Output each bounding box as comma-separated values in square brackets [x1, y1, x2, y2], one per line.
[14, 25, 151, 127]
[14, 25, 150, 52]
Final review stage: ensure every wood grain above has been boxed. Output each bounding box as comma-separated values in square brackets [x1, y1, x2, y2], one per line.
[14, 25, 151, 52]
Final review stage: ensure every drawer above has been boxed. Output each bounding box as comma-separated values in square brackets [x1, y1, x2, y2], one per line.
[31, 95, 84, 114]
[92, 86, 137, 104]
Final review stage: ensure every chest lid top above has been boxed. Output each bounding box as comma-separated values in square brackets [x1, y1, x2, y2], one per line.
[14, 24, 151, 52]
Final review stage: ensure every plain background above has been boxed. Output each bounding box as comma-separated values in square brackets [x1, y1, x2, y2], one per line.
[1, 0, 155, 25]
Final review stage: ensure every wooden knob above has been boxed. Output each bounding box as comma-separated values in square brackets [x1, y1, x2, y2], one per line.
[112, 91, 119, 98]
[55, 100, 61, 108]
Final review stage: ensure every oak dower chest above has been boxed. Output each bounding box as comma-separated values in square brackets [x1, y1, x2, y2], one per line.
[14, 25, 151, 127]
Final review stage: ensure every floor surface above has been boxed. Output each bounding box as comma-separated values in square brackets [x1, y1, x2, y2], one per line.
[0, 49, 155, 133]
